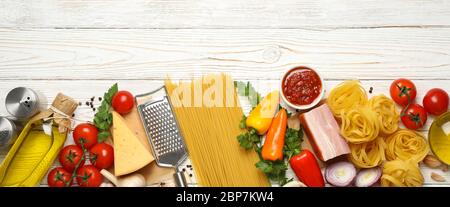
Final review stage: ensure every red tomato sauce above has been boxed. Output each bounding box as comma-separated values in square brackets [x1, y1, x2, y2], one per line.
[282, 67, 322, 106]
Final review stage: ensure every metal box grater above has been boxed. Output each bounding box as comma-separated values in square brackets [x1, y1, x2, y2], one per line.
[136, 86, 188, 186]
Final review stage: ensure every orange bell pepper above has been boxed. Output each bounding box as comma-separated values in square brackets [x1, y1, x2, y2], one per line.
[246, 91, 280, 135]
[262, 108, 287, 161]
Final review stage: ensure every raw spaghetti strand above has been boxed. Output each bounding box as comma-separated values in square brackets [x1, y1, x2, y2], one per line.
[327, 80, 368, 118]
[368, 94, 400, 135]
[165, 74, 269, 187]
[385, 129, 429, 163]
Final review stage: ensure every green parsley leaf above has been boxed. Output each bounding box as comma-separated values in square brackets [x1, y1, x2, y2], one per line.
[94, 83, 118, 142]
[97, 131, 111, 143]
[234, 81, 261, 108]
[239, 115, 247, 129]
[283, 127, 303, 160]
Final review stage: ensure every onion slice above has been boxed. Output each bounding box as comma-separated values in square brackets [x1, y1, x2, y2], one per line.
[355, 167, 381, 187]
[325, 161, 356, 187]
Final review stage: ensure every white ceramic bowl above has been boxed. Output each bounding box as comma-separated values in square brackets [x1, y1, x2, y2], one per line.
[280, 66, 325, 111]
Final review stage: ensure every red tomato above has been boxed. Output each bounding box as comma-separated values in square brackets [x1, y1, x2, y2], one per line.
[390, 79, 417, 106]
[89, 143, 114, 169]
[73, 123, 98, 149]
[423, 88, 449, 116]
[47, 167, 73, 187]
[112, 91, 134, 115]
[59, 145, 85, 172]
[76, 165, 103, 187]
[401, 104, 428, 130]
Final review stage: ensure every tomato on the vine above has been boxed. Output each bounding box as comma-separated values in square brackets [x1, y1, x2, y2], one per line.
[89, 143, 114, 170]
[112, 91, 135, 115]
[390, 79, 417, 107]
[73, 123, 98, 149]
[59, 145, 85, 172]
[401, 104, 428, 130]
[47, 167, 72, 187]
[76, 165, 103, 187]
[423, 88, 449, 116]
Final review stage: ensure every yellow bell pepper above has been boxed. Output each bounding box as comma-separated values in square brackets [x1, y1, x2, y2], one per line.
[246, 90, 280, 135]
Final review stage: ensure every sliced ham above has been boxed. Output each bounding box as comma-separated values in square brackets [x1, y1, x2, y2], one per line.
[299, 104, 350, 162]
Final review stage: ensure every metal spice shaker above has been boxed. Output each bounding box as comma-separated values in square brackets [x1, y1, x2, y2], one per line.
[5, 87, 46, 121]
[0, 117, 17, 150]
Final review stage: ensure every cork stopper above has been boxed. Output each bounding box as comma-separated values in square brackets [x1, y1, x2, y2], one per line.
[50, 93, 78, 132]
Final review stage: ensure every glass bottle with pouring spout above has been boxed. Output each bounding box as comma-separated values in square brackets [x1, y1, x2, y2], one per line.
[0, 93, 78, 187]
[429, 111, 450, 165]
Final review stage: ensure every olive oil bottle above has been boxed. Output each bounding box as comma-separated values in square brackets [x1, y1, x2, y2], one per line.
[429, 111, 450, 165]
[0, 93, 78, 186]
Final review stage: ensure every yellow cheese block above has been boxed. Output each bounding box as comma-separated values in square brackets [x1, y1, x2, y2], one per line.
[112, 111, 154, 176]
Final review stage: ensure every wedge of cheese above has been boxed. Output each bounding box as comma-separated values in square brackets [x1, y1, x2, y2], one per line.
[112, 111, 154, 176]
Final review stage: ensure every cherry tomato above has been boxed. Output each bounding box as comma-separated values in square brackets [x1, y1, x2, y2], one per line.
[73, 123, 98, 149]
[59, 145, 85, 172]
[47, 167, 72, 187]
[390, 79, 417, 106]
[89, 143, 114, 170]
[76, 165, 103, 187]
[401, 104, 428, 130]
[112, 91, 134, 115]
[423, 88, 449, 116]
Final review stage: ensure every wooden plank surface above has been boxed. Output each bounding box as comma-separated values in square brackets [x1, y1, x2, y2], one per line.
[1, 0, 450, 28]
[0, 28, 449, 80]
[0, 0, 449, 187]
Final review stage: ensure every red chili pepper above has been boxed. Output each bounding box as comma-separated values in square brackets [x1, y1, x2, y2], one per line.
[289, 149, 325, 187]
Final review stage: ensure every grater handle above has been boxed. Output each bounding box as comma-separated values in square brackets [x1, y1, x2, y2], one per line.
[135, 86, 166, 105]
[173, 171, 188, 187]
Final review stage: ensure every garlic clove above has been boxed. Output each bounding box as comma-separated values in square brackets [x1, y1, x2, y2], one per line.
[423, 155, 443, 168]
[431, 172, 446, 182]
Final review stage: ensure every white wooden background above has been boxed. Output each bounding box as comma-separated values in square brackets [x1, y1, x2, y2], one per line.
[0, 0, 449, 187]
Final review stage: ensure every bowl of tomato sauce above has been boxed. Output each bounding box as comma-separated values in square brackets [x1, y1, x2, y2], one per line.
[281, 66, 325, 110]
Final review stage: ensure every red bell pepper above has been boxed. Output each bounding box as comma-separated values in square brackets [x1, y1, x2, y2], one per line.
[289, 149, 325, 187]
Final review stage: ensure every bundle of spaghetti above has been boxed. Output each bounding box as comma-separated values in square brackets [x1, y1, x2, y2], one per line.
[165, 74, 269, 187]
[385, 129, 429, 163]
[327, 80, 368, 118]
[349, 136, 386, 168]
[381, 159, 424, 187]
[368, 94, 399, 135]
[340, 106, 380, 144]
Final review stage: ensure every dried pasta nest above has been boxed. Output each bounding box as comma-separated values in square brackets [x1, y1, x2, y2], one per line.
[381, 159, 424, 187]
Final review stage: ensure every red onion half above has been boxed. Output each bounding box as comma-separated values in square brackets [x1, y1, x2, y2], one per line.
[325, 162, 356, 187]
[355, 167, 382, 187]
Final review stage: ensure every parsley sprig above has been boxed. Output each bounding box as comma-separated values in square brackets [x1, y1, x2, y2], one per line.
[93, 83, 118, 142]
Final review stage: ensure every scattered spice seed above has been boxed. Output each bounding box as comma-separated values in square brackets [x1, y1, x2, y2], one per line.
[78, 102, 82, 106]
[85, 101, 90, 106]
[72, 113, 75, 117]
[93, 108, 96, 112]
[91, 96, 95, 102]
[182, 168, 186, 172]
[187, 165, 192, 168]
[98, 97, 102, 101]
[369, 87, 373, 94]
[189, 174, 193, 177]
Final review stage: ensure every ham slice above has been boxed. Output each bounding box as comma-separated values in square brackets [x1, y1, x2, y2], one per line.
[299, 104, 350, 162]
